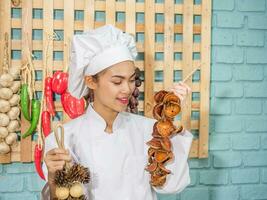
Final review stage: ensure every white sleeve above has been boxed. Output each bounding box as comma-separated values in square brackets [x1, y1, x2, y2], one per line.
[153, 130, 193, 194]
[40, 125, 79, 199]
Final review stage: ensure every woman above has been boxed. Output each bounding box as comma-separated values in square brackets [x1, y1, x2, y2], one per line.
[41, 25, 193, 200]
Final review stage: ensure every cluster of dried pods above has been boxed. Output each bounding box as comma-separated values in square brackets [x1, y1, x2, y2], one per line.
[146, 90, 184, 187]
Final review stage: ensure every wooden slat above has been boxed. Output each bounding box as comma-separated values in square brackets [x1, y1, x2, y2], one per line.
[63, 0, 74, 122]
[84, 0, 95, 30]
[198, 0, 211, 158]
[163, 0, 174, 89]
[125, 0, 136, 35]
[20, 0, 33, 163]
[181, 0, 193, 132]
[144, 0, 155, 118]
[106, 0, 116, 25]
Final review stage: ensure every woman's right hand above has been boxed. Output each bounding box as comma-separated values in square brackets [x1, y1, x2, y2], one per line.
[44, 148, 72, 184]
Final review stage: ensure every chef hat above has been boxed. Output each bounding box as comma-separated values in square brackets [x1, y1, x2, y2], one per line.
[68, 24, 138, 99]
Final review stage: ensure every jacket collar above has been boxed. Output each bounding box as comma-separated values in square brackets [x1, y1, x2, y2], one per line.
[84, 103, 125, 132]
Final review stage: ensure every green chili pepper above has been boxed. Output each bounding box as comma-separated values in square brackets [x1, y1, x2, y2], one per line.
[22, 99, 41, 139]
[20, 84, 31, 121]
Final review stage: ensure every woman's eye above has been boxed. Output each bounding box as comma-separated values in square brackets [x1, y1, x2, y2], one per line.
[113, 82, 121, 85]
[130, 79, 135, 83]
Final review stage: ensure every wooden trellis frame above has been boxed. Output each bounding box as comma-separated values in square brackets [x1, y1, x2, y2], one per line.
[0, 0, 211, 163]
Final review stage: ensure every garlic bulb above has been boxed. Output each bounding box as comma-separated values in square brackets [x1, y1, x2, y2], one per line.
[0, 99, 11, 113]
[0, 141, 10, 154]
[7, 120, 19, 132]
[7, 107, 20, 120]
[70, 182, 83, 198]
[0, 88, 13, 100]
[5, 132, 17, 145]
[9, 81, 21, 93]
[0, 127, 9, 138]
[0, 113, 10, 126]
[9, 94, 20, 106]
[0, 74, 14, 87]
[55, 187, 69, 200]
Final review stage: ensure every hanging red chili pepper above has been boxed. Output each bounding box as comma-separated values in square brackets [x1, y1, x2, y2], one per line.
[61, 91, 85, 119]
[42, 111, 51, 137]
[34, 144, 45, 180]
[51, 71, 68, 94]
[44, 77, 55, 116]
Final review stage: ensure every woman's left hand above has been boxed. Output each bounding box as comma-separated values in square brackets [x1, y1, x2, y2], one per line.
[169, 81, 192, 105]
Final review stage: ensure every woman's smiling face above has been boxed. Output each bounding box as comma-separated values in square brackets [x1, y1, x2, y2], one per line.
[85, 60, 136, 112]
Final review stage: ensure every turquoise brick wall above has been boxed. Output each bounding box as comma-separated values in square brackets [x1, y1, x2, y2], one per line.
[1, 0, 267, 199]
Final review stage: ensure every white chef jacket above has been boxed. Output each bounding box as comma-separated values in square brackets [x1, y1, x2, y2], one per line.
[41, 103, 193, 200]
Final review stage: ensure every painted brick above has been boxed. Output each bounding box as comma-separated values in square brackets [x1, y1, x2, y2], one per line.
[199, 170, 228, 185]
[209, 135, 231, 150]
[189, 170, 198, 186]
[262, 168, 267, 183]
[245, 118, 267, 132]
[243, 151, 267, 167]
[2, 193, 38, 200]
[5, 163, 35, 174]
[213, 0, 234, 11]
[215, 83, 243, 98]
[25, 173, 46, 192]
[234, 99, 262, 114]
[213, 152, 242, 168]
[217, 13, 245, 28]
[181, 188, 209, 200]
[238, 0, 266, 12]
[264, 100, 267, 114]
[232, 135, 260, 150]
[237, 31, 265, 47]
[231, 168, 260, 184]
[241, 185, 267, 199]
[248, 15, 267, 30]
[0, 175, 24, 192]
[210, 186, 239, 200]
[189, 158, 211, 169]
[216, 47, 244, 64]
[214, 116, 243, 133]
[247, 48, 267, 64]
[211, 64, 232, 81]
[210, 98, 232, 115]
[212, 29, 233, 45]
[262, 135, 267, 149]
[233, 65, 264, 81]
[244, 82, 267, 97]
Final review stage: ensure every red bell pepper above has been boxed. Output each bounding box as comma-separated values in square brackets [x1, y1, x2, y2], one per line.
[45, 77, 55, 116]
[34, 144, 45, 180]
[51, 71, 68, 94]
[42, 111, 51, 137]
[61, 91, 85, 119]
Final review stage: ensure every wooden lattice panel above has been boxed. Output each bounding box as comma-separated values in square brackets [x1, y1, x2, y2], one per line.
[0, 0, 211, 163]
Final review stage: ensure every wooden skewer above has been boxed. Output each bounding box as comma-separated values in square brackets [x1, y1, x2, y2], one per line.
[182, 66, 201, 83]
